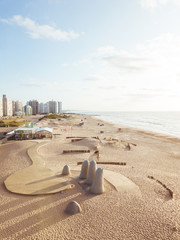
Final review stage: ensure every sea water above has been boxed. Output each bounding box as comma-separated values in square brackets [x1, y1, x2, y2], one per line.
[69, 111, 180, 138]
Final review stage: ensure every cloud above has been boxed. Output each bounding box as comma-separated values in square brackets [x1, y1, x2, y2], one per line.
[84, 75, 105, 82]
[95, 34, 180, 78]
[139, 0, 180, 8]
[72, 33, 180, 110]
[102, 52, 150, 73]
[89, 46, 154, 74]
[0, 15, 80, 41]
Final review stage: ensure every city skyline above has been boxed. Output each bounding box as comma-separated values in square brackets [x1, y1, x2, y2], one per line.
[0, 94, 62, 117]
[1, 0, 180, 111]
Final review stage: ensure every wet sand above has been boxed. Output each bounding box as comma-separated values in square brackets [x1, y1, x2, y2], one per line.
[0, 114, 180, 239]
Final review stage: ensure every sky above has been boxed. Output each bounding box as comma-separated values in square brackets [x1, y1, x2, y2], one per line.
[1, 0, 180, 111]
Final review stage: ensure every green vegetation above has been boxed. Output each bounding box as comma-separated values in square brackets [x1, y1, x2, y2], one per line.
[42, 114, 71, 120]
[0, 119, 29, 127]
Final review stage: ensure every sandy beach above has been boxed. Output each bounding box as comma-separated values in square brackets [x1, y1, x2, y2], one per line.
[1, 114, 180, 239]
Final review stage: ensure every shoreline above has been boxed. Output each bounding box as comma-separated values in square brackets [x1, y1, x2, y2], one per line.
[73, 111, 180, 140]
[91, 114, 180, 144]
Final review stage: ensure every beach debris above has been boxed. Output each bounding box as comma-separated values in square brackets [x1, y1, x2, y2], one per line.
[77, 161, 126, 166]
[100, 131, 104, 134]
[148, 176, 174, 199]
[66, 136, 87, 139]
[71, 138, 83, 142]
[94, 150, 99, 154]
[63, 150, 90, 154]
[108, 141, 118, 146]
[91, 168, 104, 194]
[80, 160, 89, 179]
[112, 138, 119, 142]
[124, 143, 131, 151]
[94, 150, 100, 160]
[86, 160, 97, 185]
[62, 165, 71, 175]
[65, 201, 82, 215]
[121, 140, 137, 148]
[92, 136, 102, 143]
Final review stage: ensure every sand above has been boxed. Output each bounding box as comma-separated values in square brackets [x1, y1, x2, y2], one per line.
[0, 114, 180, 239]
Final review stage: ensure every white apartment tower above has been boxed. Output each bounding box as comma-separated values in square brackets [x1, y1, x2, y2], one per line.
[39, 103, 44, 114]
[49, 101, 58, 114]
[15, 100, 23, 112]
[58, 101, 62, 113]
[7, 98, 12, 116]
[44, 102, 49, 114]
[25, 105, 32, 116]
[3, 95, 12, 116]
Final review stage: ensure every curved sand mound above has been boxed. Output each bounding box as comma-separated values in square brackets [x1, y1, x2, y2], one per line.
[38, 138, 94, 157]
[104, 170, 141, 196]
[4, 142, 74, 195]
[37, 140, 65, 156]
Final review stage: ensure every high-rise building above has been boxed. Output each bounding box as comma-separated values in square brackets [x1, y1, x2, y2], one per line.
[15, 100, 23, 112]
[7, 98, 12, 116]
[24, 105, 32, 116]
[44, 102, 49, 114]
[3, 95, 12, 116]
[49, 101, 58, 114]
[3, 94, 7, 116]
[58, 101, 62, 113]
[27, 100, 39, 115]
[41, 101, 62, 114]
[39, 103, 44, 114]
[0, 98, 3, 117]
[12, 101, 15, 115]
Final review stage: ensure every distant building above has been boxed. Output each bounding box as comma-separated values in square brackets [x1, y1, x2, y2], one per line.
[3, 95, 12, 116]
[44, 102, 49, 114]
[0, 98, 3, 117]
[15, 100, 23, 112]
[27, 100, 39, 115]
[3, 94, 7, 116]
[39, 103, 44, 114]
[58, 101, 62, 113]
[49, 101, 58, 114]
[7, 98, 12, 116]
[41, 101, 62, 114]
[12, 101, 15, 115]
[24, 105, 32, 116]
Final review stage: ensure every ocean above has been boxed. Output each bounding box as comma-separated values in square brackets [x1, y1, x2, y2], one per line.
[68, 111, 180, 138]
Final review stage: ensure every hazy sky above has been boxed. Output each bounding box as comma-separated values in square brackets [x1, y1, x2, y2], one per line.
[1, 0, 180, 111]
